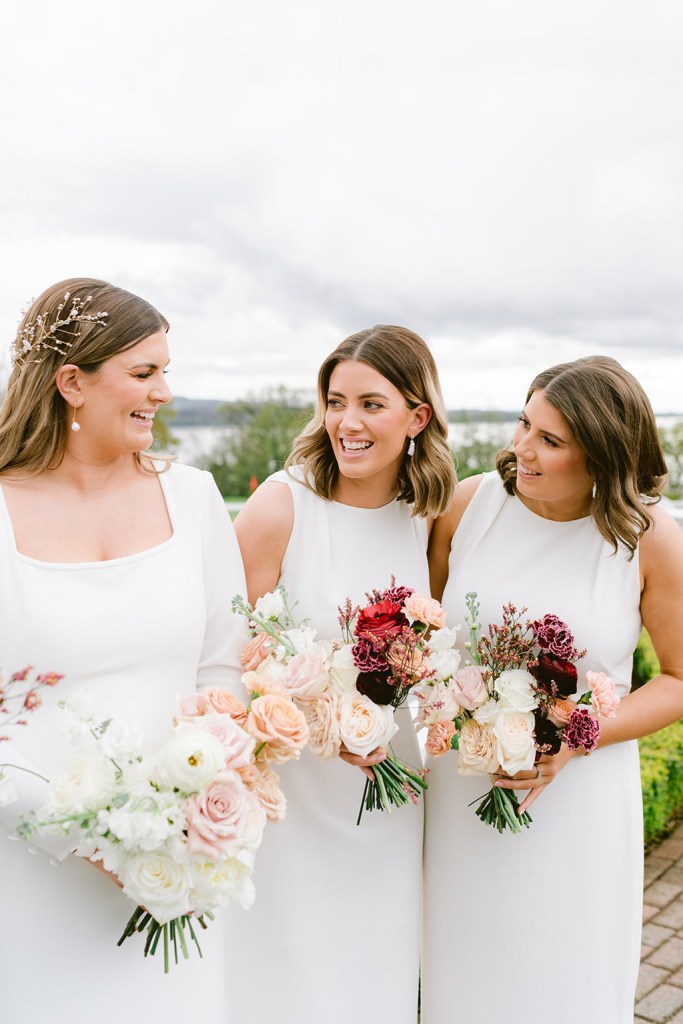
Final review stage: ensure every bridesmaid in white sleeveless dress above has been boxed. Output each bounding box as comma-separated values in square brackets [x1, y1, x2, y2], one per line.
[423, 357, 683, 1024]
[226, 326, 457, 1024]
[0, 279, 247, 1024]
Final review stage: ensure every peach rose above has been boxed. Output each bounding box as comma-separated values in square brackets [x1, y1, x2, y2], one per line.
[458, 718, 500, 775]
[246, 693, 309, 764]
[425, 720, 456, 757]
[177, 689, 249, 726]
[387, 637, 424, 680]
[305, 691, 342, 759]
[241, 632, 276, 671]
[242, 659, 286, 698]
[586, 671, 620, 719]
[547, 696, 577, 727]
[403, 594, 447, 629]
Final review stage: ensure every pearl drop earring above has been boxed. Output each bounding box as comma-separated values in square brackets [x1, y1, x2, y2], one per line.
[71, 406, 81, 433]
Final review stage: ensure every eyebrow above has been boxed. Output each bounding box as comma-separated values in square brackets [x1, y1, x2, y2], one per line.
[129, 360, 170, 369]
[521, 409, 568, 444]
[328, 390, 389, 400]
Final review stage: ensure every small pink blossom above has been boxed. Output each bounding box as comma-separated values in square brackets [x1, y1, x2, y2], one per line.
[586, 671, 620, 719]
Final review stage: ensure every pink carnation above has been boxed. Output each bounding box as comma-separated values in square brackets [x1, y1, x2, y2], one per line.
[425, 720, 456, 757]
[403, 594, 447, 630]
[586, 671, 620, 719]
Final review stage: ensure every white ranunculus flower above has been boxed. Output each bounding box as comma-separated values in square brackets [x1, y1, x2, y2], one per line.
[328, 644, 359, 694]
[428, 627, 459, 652]
[338, 691, 398, 757]
[426, 648, 461, 682]
[493, 709, 536, 775]
[253, 589, 285, 621]
[120, 851, 193, 924]
[157, 731, 226, 793]
[495, 670, 538, 713]
[47, 753, 118, 816]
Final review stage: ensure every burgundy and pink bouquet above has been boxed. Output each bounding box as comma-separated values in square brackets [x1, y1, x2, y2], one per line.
[418, 593, 620, 833]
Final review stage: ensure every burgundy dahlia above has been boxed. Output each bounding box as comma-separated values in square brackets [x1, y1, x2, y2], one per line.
[563, 707, 600, 753]
[529, 651, 578, 698]
[356, 670, 397, 706]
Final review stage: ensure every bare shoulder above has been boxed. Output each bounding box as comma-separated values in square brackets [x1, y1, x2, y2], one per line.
[234, 481, 294, 601]
[433, 473, 485, 542]
[640, 503, 683, 576]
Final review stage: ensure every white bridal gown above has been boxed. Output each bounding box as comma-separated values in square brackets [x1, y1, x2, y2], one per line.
[223, 467, 430, 1024]
[422, 472, 644, 1024]
[0, 464, 247, 1024]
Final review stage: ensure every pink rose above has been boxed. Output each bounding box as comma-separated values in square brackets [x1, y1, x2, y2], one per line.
[425, 720, 456, 757]
[280, 647, 328, 702]
[586, 671, 620, 719]
[547, 696, 577, 727]
[403, 594, 447, 629]
[451, 665, 487, 710]
[246, 694, 310, 764]
[179, 712, 255, 771]
[186, 770, 253, 858]
[241, 632, 276, 671]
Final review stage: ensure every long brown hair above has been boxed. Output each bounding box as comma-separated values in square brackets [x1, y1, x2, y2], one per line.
[496, 355, 668, 554]
[286, 325, 457, 517]
[0, 277, 169, 475]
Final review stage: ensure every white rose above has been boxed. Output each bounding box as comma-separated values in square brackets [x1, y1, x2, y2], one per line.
[426, 648, 461, 682]
[189, 850, 256, 913]
[279, 626, 318, 655]
[328, 644, 359, 694]
[495, 670, 538, 713]
[253, 589, 285, 620]
[493, 709, 536, 775]
[120, 850, 193, 923]
[338, 691, 398, 757]
[428, 627, 459, 652]
[47, 753, 118, 816]
[157, 731, 226, 793]
[417, 681, 462, 725]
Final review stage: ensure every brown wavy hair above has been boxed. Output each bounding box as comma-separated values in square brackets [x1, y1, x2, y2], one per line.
[0, 277, 169, 476]
[286, 325, 457, 517]
[496, 355, 668, 554]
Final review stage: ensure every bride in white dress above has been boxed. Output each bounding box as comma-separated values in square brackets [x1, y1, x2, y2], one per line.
[422, 356, 683, 1024]
[0, 278, 247, 1024]
[225, 326, 457, 1024]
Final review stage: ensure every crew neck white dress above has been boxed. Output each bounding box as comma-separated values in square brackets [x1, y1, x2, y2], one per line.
[223, 468, 430, 1024]
[0, 463, 248, 1024]
[422, 472, 644, 1024]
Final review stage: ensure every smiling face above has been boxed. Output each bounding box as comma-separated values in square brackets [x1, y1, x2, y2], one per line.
[324, 359, 430, 504]
[71, 329, 172, 459]
[512, 388, 594, 520]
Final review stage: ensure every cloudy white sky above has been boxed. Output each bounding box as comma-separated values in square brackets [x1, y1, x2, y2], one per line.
[1, 0, 682, 411]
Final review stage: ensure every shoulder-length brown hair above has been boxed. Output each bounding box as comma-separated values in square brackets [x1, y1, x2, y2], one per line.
[286, 325, 457, 517]
[496, 355, 668, 554]
[0, 277, 169, 476]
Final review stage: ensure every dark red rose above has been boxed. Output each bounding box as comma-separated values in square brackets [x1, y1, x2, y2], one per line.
[529, 651, 578, 698]
[355, 600, 408, 642]
[563, 707, 600, 753]
[356, 671, 397, 706]
[533, 710, 562, 755]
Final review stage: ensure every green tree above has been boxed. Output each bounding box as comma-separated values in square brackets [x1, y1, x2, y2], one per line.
[451, 415, 510, 479]
[202, 386, 314, 498]
[660, 421, 683, 498]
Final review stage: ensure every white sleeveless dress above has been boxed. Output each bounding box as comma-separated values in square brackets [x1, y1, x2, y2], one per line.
[0, 464, 248, 1024]
[422, 473, 643, 1024]
[223, 468, 430, 1024]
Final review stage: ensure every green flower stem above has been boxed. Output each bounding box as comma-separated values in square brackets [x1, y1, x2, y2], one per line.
[163, 923, 169, 974]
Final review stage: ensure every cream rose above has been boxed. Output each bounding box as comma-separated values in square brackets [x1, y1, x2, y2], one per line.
[493, 709, 536, 775]
[328, 643, 359, 694]
[305, 691, 342, 759]
[189, 851, 256, 912]
[457, 718, 500, 775]
[246, 693, 309, 763]
[495, 669, 538, 713]
[338, 691, 398, 757]
[120, 850, 193, 924]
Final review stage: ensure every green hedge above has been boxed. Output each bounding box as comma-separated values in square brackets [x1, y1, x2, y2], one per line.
[640, 721, 683, 846]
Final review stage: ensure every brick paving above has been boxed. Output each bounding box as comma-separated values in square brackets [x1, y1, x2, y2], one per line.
[635, 823, 683, 1023]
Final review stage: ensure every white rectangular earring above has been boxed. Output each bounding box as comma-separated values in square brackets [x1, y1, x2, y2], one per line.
[407, 435, 415, 457]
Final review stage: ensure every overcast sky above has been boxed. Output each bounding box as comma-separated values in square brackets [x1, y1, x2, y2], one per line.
[1, 0, 682, 411]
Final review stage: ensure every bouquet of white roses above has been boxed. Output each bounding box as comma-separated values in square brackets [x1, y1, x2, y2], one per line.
[17, 687, 289, 971]
[417, 593, 620, 833]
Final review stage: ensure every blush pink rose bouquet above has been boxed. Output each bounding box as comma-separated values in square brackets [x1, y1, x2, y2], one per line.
[17, 688, 272, 972]
[417, 593, 620, 834]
